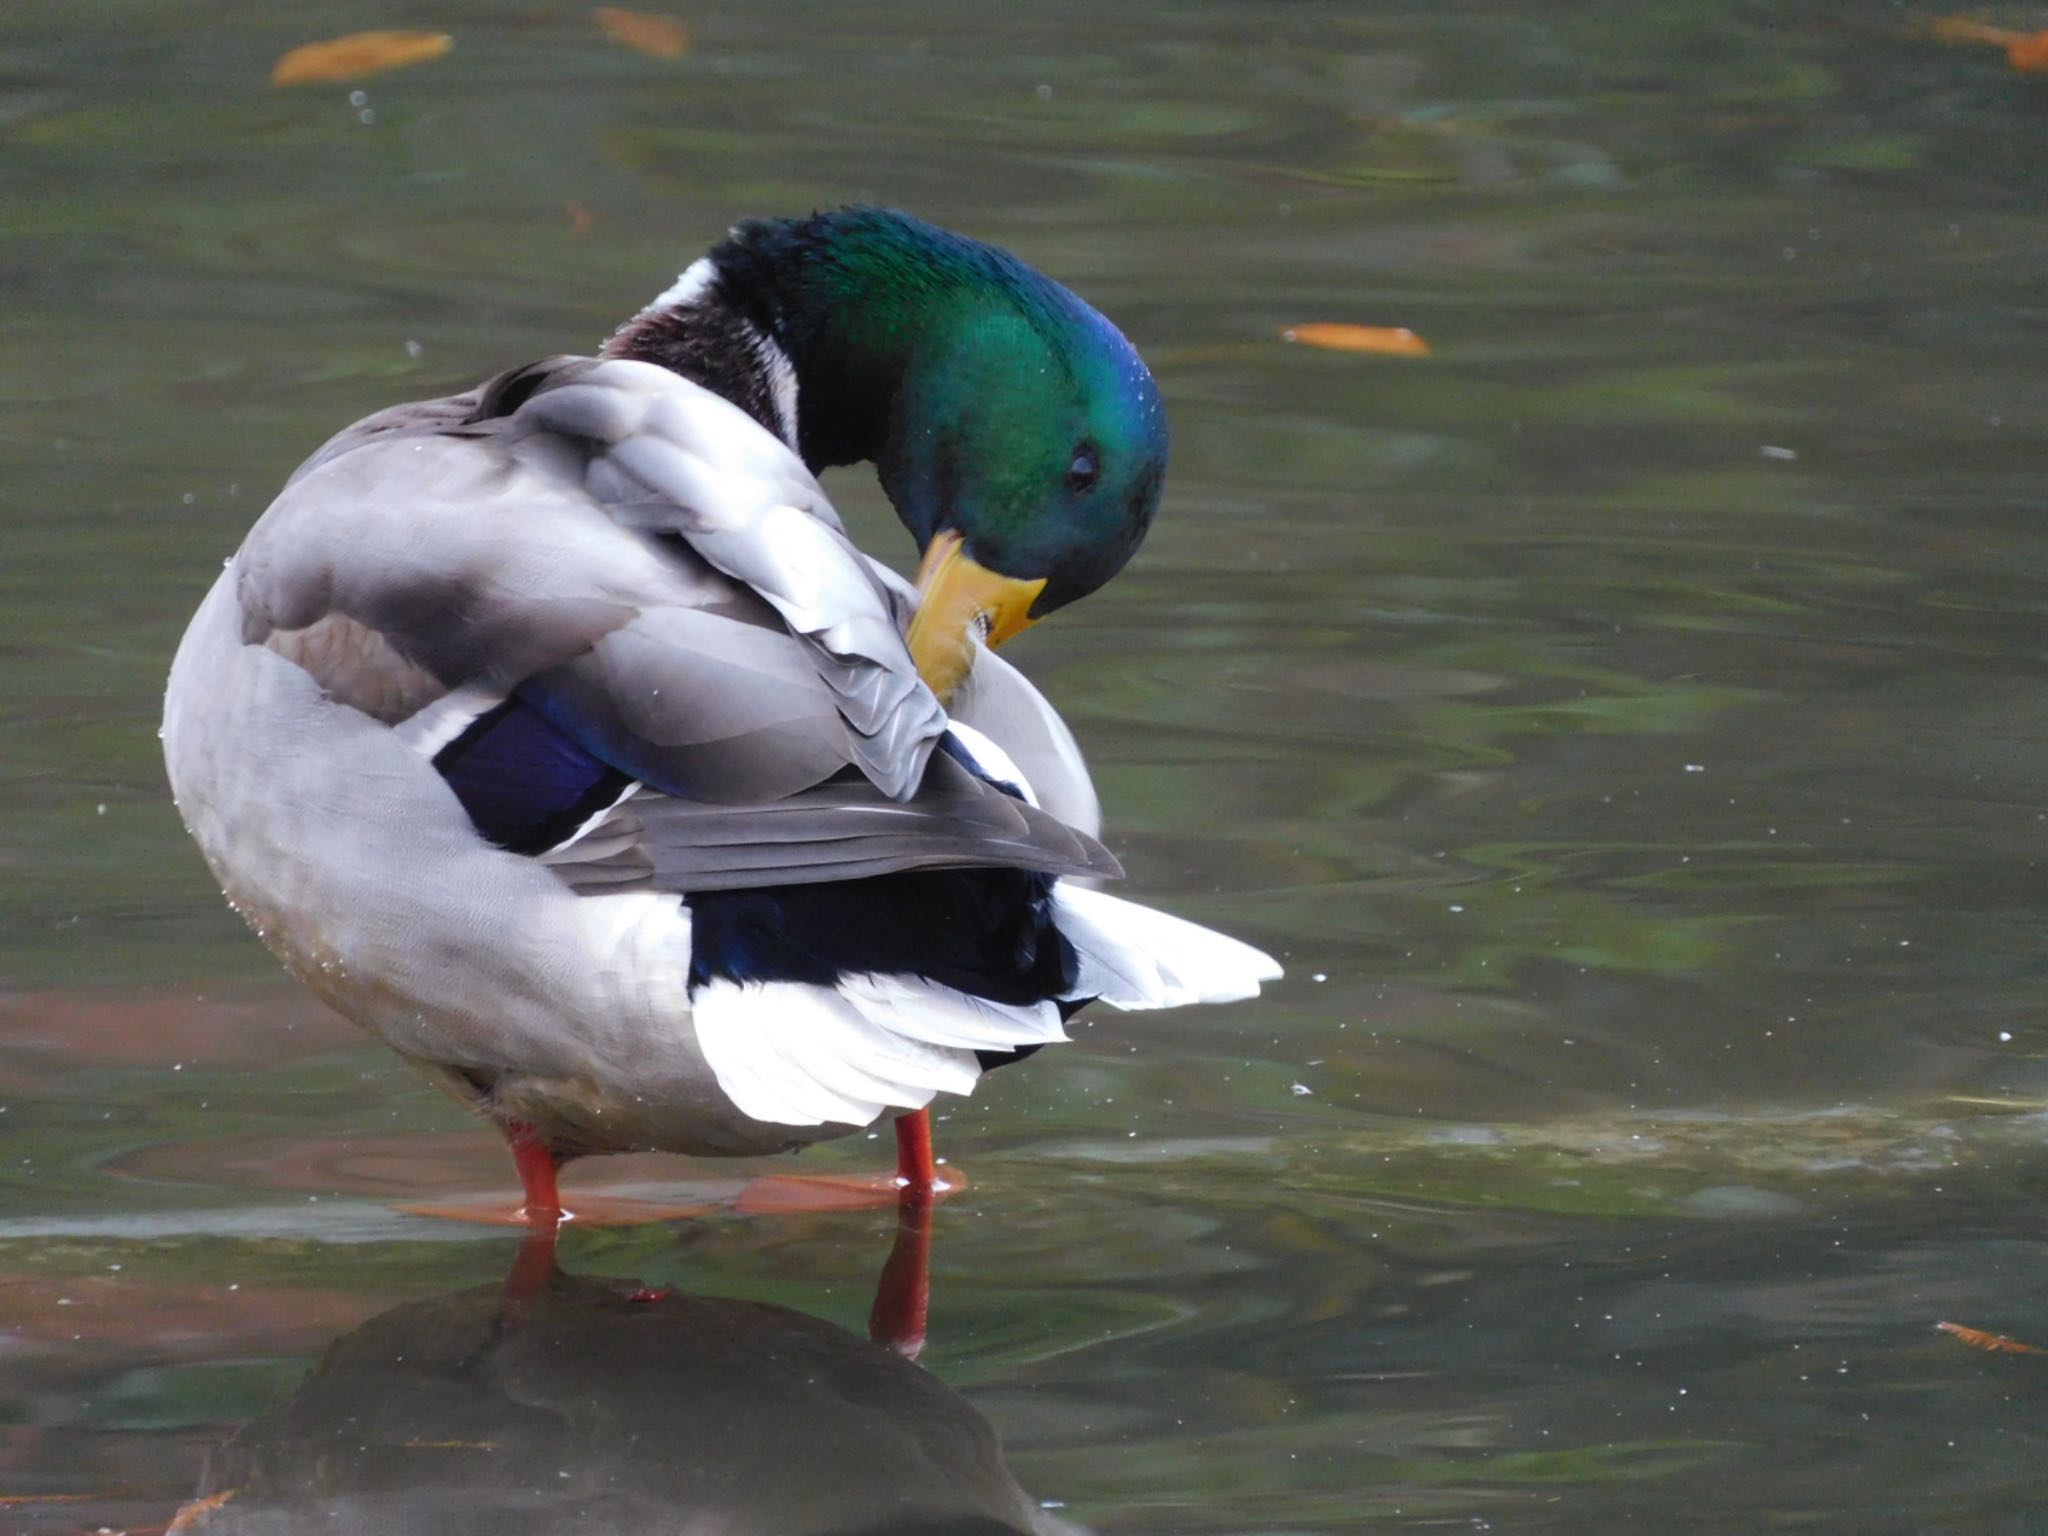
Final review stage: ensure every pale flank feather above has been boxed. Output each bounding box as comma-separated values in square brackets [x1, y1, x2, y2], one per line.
[945, 639, 1102, 838]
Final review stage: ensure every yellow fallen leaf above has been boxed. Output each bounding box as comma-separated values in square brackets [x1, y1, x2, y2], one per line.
[1936, 1320, 2048, 1355]
[272, 31, 453, 88]
[1281, 323, 1432, 357]
[595, 7, 691, 57]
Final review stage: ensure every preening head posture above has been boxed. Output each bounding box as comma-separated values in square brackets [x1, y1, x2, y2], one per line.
[608, 207, 1169, 698]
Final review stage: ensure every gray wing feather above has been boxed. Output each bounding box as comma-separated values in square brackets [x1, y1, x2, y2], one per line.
[532, 608, 871, 804]
[236, 353, 1110, 896]
[531, 361, 943, 796]
[547, 752, 1121, 894]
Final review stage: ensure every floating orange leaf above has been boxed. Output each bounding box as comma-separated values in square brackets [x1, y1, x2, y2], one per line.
[2009, 32, 2048, 70]
[595, 7, 691, 57]
[1936, 1320, 2048, 1355]
[1281, 323, 1432, 357]
[568, 200, 596, 235]
[271, 30, 453, 87]
[1930, 15, 2011, 45]
[1928, 16, 2048, 73]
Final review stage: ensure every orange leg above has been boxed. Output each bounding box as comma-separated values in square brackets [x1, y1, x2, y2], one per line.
[485, 1111, 942, 1353]
[396, 1119, 712, 1227]
[507, 1120, 564, 1222]
[894, 1106, 937, 1194]
[734, 1107, 965, 1214]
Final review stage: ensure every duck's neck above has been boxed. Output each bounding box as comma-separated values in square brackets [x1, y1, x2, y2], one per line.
[602, 259, 804, 455]
[604, 210, 988, 477]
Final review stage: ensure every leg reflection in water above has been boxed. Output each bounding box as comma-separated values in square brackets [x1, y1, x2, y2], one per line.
[495, 1160, 939, 1358]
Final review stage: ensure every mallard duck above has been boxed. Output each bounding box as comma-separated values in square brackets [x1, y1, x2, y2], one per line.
[162, 207, 1279, 1227]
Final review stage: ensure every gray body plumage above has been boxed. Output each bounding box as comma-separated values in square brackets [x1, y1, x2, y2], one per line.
[165, 352, 1275, 1160]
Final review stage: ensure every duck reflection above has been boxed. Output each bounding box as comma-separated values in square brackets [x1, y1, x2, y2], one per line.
[185, 1221, 1083, 1535]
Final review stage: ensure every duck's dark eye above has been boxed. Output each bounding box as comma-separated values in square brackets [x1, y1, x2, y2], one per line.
[1066, 445, 1100, 494]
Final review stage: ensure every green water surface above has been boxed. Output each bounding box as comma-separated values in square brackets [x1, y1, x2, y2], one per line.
[3, 1, 2047, 1530]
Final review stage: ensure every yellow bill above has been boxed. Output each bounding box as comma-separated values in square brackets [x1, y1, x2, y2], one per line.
[906, 530, 1046, 703]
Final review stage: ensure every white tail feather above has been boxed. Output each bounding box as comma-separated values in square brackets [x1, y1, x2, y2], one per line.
[691, 974, 1069, 1129]
[692, 979, 971, 1127]
[689, 889, 1275, 1127]
[839, 973, 1066, 1051]
[1054, 885, 1282, 1010]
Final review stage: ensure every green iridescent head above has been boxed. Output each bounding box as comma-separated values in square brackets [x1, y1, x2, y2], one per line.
[712, 208, 1168, 622]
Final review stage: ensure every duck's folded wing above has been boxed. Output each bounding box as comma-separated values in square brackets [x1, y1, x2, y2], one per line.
[234, 354, 1115, 892]
[503, 357, 1116, 885]
[541, 748, 1116, 893]
[519, 358, 941, 800]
